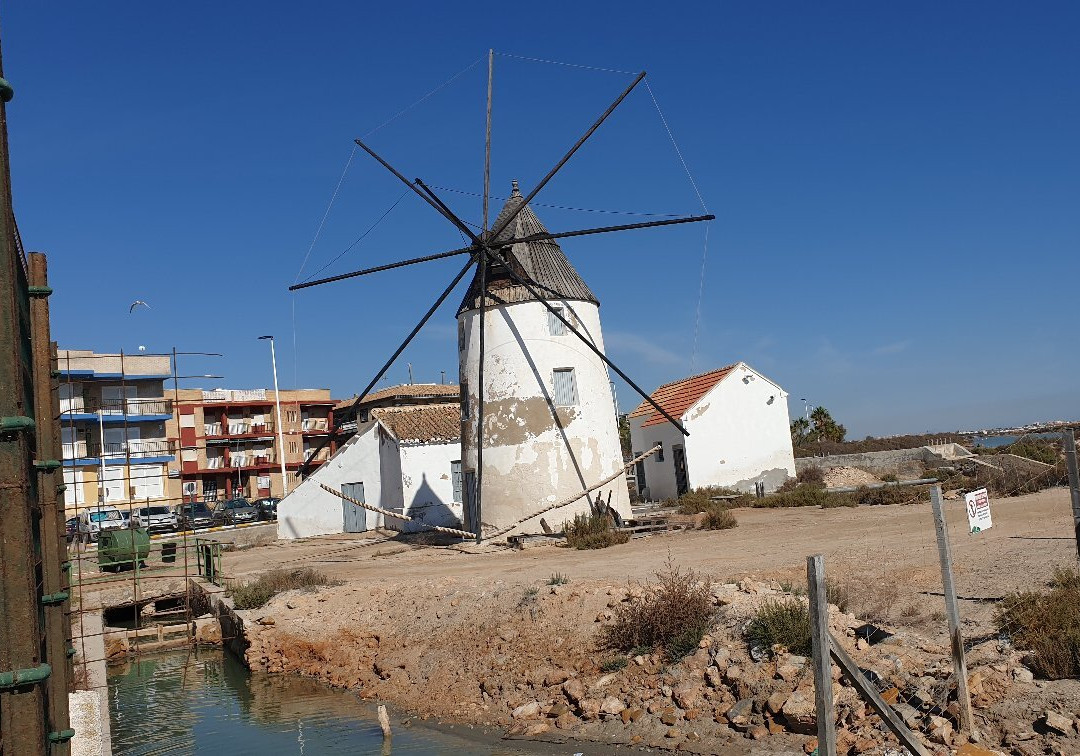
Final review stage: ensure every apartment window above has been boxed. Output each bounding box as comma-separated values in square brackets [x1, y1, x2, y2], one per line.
[451, 460, 463, 502]
[654, 442, 664, 462]
[286, 409, 298, 423]
[289, 441, 299, 455]
[553, 368, 578, 406]
[548, 307, 566, 336]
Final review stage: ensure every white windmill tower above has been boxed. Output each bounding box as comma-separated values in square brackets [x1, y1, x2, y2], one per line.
[457, 181, 630, 534]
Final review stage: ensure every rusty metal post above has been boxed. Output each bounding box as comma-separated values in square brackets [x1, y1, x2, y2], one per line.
[29, 252, 72, 753]
[0, 21, 50, 751]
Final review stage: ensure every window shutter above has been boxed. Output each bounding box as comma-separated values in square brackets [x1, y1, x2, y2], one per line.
[553, 368, 578, 406]
[548, 307, 566, 336]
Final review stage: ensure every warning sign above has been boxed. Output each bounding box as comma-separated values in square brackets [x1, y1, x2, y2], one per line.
[965, 487, 992, 534]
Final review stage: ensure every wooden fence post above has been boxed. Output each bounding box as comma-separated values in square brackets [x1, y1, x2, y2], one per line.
[930, 485, 975, 734]
[807, 554, 837, 756]
[1062, 431, 1080, 562]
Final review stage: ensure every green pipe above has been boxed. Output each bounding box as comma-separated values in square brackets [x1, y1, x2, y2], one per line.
[48, 729, 75, 744]
[27, 285, 53, 298]
[1, 415, 35, 432]
[33, 459, 61, 472]
[41, 591, 69, 605]
[0, 663, 51, 690]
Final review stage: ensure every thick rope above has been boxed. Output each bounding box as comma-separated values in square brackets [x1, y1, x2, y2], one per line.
[319, 483, 475, 539]
[485, 444, 662, 539]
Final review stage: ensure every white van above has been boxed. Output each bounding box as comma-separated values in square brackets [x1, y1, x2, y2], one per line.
[78, 508, 125, 542]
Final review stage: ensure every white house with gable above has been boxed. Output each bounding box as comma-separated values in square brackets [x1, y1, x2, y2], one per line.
[628, 362, 795, 500]
[277, 403, 463, 539]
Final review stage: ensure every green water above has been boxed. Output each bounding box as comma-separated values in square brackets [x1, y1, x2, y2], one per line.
[106, 650, 566, 755]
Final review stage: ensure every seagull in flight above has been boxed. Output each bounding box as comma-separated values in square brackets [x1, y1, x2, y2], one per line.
[129, 300, 151, 313]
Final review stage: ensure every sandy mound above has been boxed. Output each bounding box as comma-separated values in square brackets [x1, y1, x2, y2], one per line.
[822, 466, 880, 488]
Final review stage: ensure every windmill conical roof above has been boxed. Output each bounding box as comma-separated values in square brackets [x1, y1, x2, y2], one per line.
[457, 181, 599, 315]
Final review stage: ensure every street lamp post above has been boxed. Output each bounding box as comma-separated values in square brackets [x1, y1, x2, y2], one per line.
[259, 336, 290, 497]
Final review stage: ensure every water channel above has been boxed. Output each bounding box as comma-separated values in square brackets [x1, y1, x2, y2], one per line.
[107, 649, 572, 755]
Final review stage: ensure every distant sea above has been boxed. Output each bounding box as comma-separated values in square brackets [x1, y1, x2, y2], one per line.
[972, 432, 1060, 448]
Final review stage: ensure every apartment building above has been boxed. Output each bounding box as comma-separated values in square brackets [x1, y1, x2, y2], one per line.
[167, 388, 336, 503]
[57, 350, 175, 517]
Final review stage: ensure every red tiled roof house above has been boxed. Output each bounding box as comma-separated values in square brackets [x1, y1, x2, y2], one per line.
[628, 362, 795, 500]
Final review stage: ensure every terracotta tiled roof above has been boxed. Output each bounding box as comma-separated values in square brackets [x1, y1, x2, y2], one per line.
[334, 384, 460, 412]
[630, 364, 739, 428]
[458, 181, 599, 314]
[372, 403, 460, 444]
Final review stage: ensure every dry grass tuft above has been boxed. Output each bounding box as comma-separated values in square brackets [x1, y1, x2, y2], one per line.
[702, 507, 738, 530]
[996, 566, 1080, 679]
[564, 512, 629, 550]
[229, 568, 340, 610]
[603, 557, 714, 662]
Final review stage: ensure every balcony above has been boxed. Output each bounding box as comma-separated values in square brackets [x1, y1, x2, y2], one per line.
[203, 450, 276, 472]
[302, 418, 329, 432]
[65, 397, 172, 420]
[203, 421, 275, 438]
[86, 439, 176, 460]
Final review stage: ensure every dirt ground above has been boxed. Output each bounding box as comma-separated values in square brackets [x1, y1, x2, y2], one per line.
[225, 487, 1075, 631]
[220, 487, 1080, 754]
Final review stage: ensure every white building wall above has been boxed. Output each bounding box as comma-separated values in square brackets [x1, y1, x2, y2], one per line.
[277, 424, 391, 540]
[398, 442, 463, 531]
[683, 365, 795, 493]
[628, 415, 686, 501]
[459, 299, 631, 535]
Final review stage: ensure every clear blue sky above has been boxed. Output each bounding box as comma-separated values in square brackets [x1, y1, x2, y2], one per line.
[5, 2, 1077, 437]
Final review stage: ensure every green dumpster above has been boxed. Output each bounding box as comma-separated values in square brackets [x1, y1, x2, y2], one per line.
[98, 529, 150, 571]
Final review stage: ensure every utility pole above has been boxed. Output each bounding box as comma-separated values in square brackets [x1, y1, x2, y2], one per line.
[258, 336, 289, 497]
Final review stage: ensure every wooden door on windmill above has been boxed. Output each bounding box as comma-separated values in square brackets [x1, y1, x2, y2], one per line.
[673, 445, 690, 497]
[341, 481, 373, 532]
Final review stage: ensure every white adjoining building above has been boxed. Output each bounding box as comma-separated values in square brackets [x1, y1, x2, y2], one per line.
[277, 403, 462, 539]
[457, 181, 631, 536]
[628, 362, 795, 500]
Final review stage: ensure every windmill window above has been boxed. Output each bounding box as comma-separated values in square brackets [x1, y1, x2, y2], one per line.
[461, 381, 470, 420]
[548, 307, 567, 336]
[458, 322, 466, 352]
[552, 368, 578, 407]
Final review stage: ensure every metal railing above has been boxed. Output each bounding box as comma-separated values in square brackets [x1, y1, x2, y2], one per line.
[77, 397, 172, 416]
[86, 439, 175, 459]
[204, 421, 274, 436]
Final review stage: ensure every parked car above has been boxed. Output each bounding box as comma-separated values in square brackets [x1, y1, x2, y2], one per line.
[132, 505, 178, 532]
[253, 497, 280, 521]
[77, 507, 125, 542]
[215, 497, 259, 525]
[65, 517, 78, 543]
[176, 502, 216, 531]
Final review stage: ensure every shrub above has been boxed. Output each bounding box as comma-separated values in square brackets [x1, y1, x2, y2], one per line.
[229, 568, 339, 610]
[879, 473, 898, 483]
[745, 599, 812, 658]
[676, 486, 751, 513]
[548, 572, 570, 586]
[702, 507, 738, 530]
[796, 466, 825, 486]
[995, 566, 1080, 679]
[564, 512, 629, 550]
[756, 484, 855, 509]
[852, 484, 920, 506]
[599, 655, 628, 672]
[603, 558, 714, 662]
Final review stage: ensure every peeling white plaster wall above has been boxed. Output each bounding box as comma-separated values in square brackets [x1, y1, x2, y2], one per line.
[398, 442, 463, 530]
[459, 299, 631, 535]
